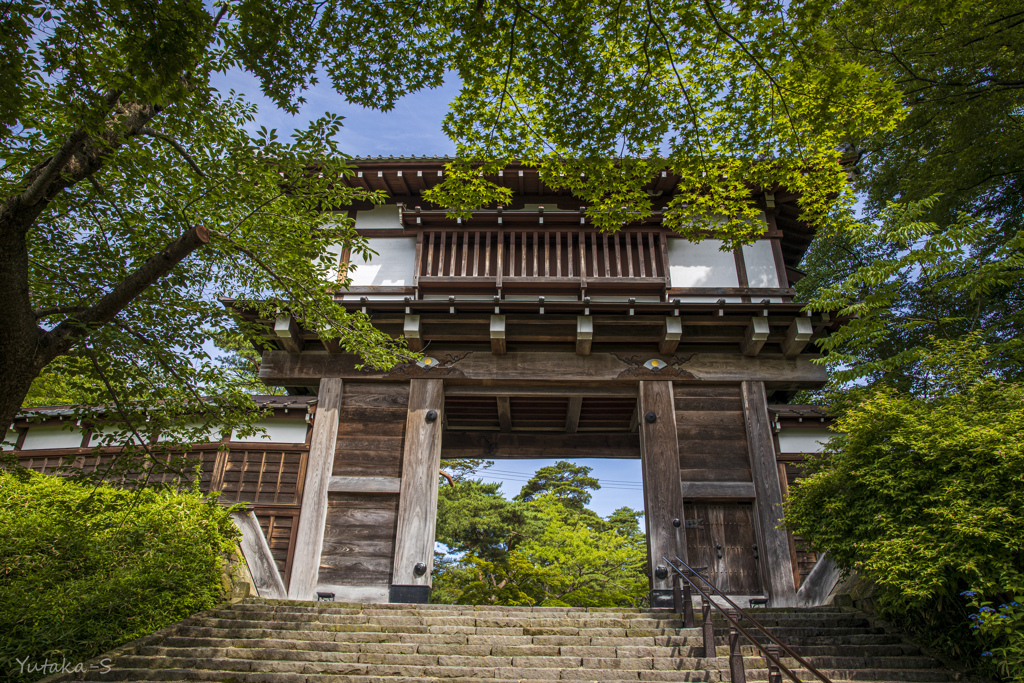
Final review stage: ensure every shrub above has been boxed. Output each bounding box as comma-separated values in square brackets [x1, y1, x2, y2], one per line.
[0, 471, 239, 681]
[785, 341, 1024, 677]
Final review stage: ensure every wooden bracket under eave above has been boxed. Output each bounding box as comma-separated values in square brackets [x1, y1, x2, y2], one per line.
[405, 314, 423, 353]
[274, 313, 304, 354]
[490, 315, 506, 355]
[781, 317, 814, 358]
[576, 315, 593, 356]
[659, 317, 682, 355]
[741, 316, 770, 357]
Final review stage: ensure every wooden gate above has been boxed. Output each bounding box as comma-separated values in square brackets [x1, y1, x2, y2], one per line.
[683, 501, 763, 595]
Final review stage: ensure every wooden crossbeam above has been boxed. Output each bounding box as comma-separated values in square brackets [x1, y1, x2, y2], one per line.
[260, 349, 829, 386]
[442, 431, 639, 459]
[274, 313, 304, 354]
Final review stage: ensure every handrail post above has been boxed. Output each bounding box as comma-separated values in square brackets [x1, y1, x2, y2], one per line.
[701, 598, 715, 658]
[768, 644, 782, 683]
[729, 609, 746, 683]
[683, 577, 695, 628]
[672, 571, 683, 614]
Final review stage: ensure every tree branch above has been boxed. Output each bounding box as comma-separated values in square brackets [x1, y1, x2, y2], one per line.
[41, 225, 211, 360]
[139, 127, 207, 178]
[19, 130, 90, 207]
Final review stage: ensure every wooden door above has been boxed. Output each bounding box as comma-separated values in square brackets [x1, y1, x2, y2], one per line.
[683, 502, 762, 595]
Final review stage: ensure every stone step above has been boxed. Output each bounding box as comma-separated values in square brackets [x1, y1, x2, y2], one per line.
[59, 598, 961, 683]
[743, 669, 956, 682]
[149, 640, 710, 659]
[83, 668, 726, 682]
[211, 608, 689, 630]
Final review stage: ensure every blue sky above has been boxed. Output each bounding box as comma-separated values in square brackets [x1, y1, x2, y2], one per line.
[210, 69, 646, 519]
[478, 459, 646, 519]
[210, 68, 459, 158]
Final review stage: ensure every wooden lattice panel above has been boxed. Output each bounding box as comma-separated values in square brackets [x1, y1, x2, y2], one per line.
[218, 448, 307, 505]
[254, 509, 299, 583]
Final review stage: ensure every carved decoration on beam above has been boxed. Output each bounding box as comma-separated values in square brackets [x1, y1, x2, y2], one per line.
[741, 316, 770, 357]
[781, 318, 814, 358]
[612, 353, 697, 380]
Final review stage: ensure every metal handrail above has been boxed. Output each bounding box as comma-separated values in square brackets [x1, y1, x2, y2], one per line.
[663, 555, 833, 683]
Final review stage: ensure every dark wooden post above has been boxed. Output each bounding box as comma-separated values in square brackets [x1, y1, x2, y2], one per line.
[672, 572, 683, 613]
[741, 380, 797, 606]
[639, 380, 686, 608]
[729, 609, 747, 683]
[701, 599, 716, 658]
[288, 377, 343, 599]
[390, 379, 445, 603]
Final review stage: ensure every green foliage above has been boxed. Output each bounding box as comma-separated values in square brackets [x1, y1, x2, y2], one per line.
[433, 461, 646, 607]
[800, 198, 1024, 389]
[515, 460, 601, 510]
[785, 337, 1024, 665]
[963, 592, 1024, 682]
[826, 0, 1024, 231]
[438, 494, 647, 608]
[436, 474, 538, 563]
[0, 471, 240, 681]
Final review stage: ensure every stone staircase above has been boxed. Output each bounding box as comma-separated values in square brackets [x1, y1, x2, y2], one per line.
[51, 598, 960, 683]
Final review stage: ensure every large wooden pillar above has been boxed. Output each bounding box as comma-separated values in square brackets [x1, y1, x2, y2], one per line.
[638, 380, 687, 608]
[390, 379, 445, 603]
[741, 380, 797, 606]
[288, 377, 343, 600]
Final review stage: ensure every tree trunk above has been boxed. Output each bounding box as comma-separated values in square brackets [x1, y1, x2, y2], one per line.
[0, 214, 43, 449]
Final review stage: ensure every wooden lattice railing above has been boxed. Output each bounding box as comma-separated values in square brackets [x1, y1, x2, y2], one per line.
[418, 229, 666, 292]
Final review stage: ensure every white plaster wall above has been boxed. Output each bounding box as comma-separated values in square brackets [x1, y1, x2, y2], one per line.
[777, 428, 833, 454]
[742, 240, 781, 288]
[347, 237, 417, 287]
[20, 425, 84, 450]
[667, 238, 739, 288]
[232, 419, 308, 444]
[354, 205, 402, 230]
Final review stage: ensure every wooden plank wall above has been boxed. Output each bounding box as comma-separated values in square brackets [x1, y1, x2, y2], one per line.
[674, 384, 751, 482]
[319, 382, 408, 587]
